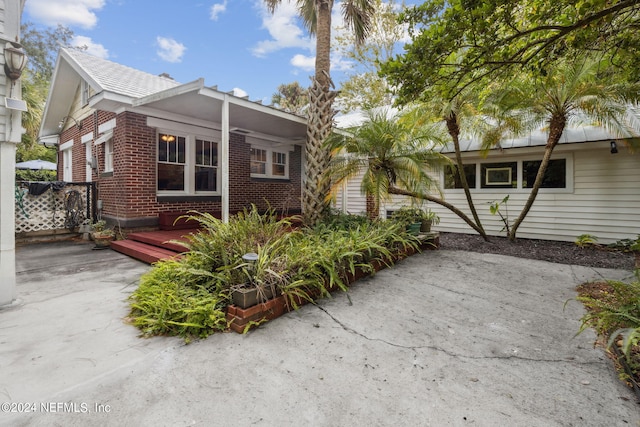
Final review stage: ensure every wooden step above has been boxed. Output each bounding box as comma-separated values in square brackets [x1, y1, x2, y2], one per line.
[126, 229, 195, 252]
[111, 239, 181, 264]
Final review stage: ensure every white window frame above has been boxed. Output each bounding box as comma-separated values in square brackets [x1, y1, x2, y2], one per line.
[104, 138, 114, 173]
[441, 153, 573, 194]
[250, 145, 290, 179]
[60, 139, 73, 182]
[81, 81, 90, 106]
[156, 130, 221, 196]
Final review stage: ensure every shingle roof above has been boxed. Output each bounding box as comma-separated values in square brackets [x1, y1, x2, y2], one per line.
[63, 48, 181, 98]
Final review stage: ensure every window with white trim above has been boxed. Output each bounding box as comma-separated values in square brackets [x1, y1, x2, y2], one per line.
[443, 158, 568, 190]
[81, 81, 90, 106]
[250, 146, 289, 179]
[104, 138, 114, 172]
[157, 132, 220, 194]
[60, 140, 73, 182]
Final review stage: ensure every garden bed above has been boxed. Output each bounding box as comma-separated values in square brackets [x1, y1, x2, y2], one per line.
[225, 236, 438, 333]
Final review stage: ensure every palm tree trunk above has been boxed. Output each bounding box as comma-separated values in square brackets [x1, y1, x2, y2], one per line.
[389, 186, 487, 237]
[507, 115, 566, 241]
[445, 112, 488, 240]
[303, 0, 336, 225]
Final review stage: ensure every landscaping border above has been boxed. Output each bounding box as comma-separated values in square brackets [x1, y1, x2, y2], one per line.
[225, 234, 439, 333]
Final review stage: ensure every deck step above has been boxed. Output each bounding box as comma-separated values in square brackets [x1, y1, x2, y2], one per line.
[126, 229, 196, 252]
[111, 240, 181, 264]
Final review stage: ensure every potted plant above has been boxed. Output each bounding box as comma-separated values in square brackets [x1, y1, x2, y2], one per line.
[391, 207, 423, 236]
[418, 209, 440, 233]
[90, 220, 115, 249]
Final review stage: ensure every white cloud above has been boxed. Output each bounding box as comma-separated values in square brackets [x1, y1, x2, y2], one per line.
[156, 37, 186, 63]
[71, 36, 109, 59]
[25, 0, 105, 29]
[252, 0, 313, 57]
[290, 54, 314, 72]
[210, 1, 228, 21]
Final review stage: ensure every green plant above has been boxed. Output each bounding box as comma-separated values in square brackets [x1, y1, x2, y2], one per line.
[576, 270, 640, 365]
[488, 195, 511, 236]
[575, 234, 599, 248]
[391, 206, 424, 225]
[128, 259, 228, 340]
[128, 207, 421, 339]
[608, 235, 640, 252]
[90, 220, 114, 238]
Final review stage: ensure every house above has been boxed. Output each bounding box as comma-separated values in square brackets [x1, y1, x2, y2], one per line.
[333, 111, 640, 244]
[38, 48, 307, 232]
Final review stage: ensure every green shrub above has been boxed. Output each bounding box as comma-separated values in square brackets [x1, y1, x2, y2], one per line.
[128, 260, 228, 340]
[576, 270, 640, 363]
[128, 208, 420, 338]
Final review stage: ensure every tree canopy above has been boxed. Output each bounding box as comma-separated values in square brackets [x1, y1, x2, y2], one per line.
[381, 0, 640, 102]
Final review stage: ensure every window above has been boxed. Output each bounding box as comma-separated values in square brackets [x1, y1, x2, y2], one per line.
[444, 164, 476, 189]
[523, 159, 566, 188]
[156, 132, 220, 194]
[81, 81, 90, 106]
[481, 162, 517, 188]
[195, 138, 218, 192]
[272, 152, 287, 177]
[250, 146, 289, 179]
[250, 148, 267, 175]
[157, 133, 186, 191]
[104, 138, 114, 172]
[60, 140, 73, 182]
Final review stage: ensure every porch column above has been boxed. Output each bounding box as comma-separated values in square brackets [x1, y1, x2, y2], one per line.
[221, 94, 229, 223]
[0, 110, 21, 306]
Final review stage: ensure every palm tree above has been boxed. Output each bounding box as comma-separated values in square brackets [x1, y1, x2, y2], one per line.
[484, 57, 640, 241]
[263, 0, 375, 225]
[271, 81, 309, 116]
[405, 93, 490, 240]
[329, 109, 488, 236]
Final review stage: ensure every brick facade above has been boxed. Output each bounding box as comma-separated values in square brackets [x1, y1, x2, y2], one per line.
[58, 110, 303, 229]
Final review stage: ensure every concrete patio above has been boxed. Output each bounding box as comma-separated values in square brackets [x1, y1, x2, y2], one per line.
[1, 239, 638, 426]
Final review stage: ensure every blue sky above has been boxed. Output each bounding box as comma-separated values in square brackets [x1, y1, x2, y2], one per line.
[22, 0, 366, 104]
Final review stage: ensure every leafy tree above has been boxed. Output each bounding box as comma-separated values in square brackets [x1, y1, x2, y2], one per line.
[329, 109, 488, 236]
[21, 22, 74, 82]
[271, 81, 309, 115]
[381, 0, 640, 100]
[263, 0, 375, 225]
[334, 0, 404, 112]
[482, 57, 640, 240]
[16, 23, 74, 175]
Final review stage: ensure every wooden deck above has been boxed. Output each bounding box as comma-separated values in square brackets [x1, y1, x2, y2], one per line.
[110, 229, 199, 264]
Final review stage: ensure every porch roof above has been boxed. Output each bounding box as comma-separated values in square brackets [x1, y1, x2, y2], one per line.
[39, 48, 308, 143]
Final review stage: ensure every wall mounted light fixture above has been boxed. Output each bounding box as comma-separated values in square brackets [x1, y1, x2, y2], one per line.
[610, 140, 618, 154]
[4, 41, 27, 81]
[58, 116, 83, 131]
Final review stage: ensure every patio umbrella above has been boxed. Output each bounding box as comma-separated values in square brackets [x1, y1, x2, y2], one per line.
[15, 159, 57, 170]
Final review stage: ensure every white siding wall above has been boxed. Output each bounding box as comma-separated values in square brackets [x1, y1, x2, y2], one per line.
[433, 142, 640, 243]
[337, 141, 640, 243]
[333, 169, 368, 215]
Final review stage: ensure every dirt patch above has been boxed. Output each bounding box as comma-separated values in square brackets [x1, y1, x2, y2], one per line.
[439, 232, 637, 270]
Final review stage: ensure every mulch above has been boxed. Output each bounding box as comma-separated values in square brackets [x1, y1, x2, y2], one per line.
[438, 232, 637, 270]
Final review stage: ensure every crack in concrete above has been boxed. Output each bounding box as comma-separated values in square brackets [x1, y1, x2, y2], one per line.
[314, 304, 607, 367]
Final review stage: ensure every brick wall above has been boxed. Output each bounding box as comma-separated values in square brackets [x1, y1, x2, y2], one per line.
[228, 132, 302, 214]
[62, 110, 303, 227]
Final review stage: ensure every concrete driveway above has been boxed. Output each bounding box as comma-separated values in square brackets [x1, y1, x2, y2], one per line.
[1, 240, 638, 427]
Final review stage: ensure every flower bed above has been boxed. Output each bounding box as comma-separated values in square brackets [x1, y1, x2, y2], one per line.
[128, 207, 437, 340]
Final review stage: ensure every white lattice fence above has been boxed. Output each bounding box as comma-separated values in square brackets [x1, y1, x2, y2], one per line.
[15, 182, 94, 234]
